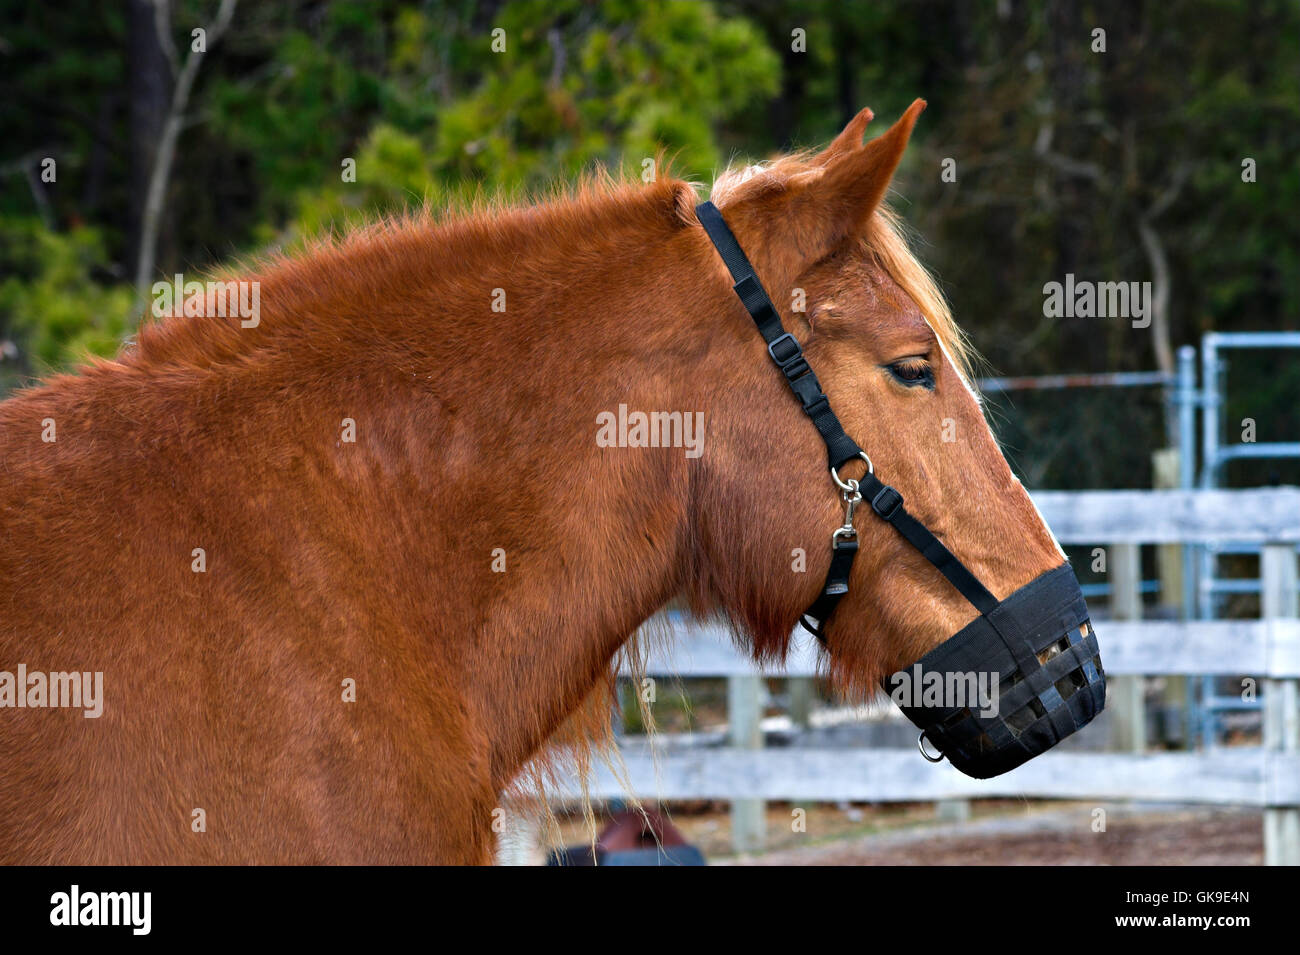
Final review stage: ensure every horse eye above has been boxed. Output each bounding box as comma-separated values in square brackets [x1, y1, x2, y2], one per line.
[887, 360, 934, 388]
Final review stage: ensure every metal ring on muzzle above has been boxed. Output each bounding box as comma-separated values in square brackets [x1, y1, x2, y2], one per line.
[885, 563, 1106, 779]
[917, 731, 945, 763]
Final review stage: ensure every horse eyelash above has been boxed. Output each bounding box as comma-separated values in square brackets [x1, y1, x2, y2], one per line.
[885, 358, 935, 389]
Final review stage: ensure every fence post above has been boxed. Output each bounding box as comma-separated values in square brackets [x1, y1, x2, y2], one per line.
[728, 674, 766, 853]
[1152, 448, 1188, 748]
[494, 810, 541, 866]
[1109, 542, 1146, 752]
[788, 677, 814, 729]
[1262, 544, 1299, 866]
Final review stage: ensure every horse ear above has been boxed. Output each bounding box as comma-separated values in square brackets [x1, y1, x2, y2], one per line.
[815, 107, 875, 165]
[792, 99, 925, 256]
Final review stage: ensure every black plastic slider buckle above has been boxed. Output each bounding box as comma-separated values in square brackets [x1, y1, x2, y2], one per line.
[871, 485, 903, 520]
[798, 390, 829, 416]
[766, 332, 810, 380]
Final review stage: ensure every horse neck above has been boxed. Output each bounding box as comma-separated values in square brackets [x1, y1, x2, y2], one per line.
[264, 187, 717, 786]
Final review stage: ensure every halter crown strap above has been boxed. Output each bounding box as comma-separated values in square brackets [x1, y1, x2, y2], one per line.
[695, 200, 998, 638]
[696, 201, 863, 471]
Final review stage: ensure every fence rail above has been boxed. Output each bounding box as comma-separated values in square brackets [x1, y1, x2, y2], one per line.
[630, 617, 1300, 679]
[556, 748, 1299, 807]
[1031, 487, 1300, 543]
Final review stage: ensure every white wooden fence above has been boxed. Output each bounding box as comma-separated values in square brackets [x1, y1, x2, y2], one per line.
[556, 488, 1300, 865]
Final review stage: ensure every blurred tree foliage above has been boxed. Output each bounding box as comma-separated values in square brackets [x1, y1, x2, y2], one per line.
[0, 222, 134, 391]
[0, 0, 1295, 487]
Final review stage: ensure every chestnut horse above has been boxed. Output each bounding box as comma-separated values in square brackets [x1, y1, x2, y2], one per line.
[0, 101, 1064, 864]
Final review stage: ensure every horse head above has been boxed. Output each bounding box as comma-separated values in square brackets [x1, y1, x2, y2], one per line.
[689, 102, 1104, 775]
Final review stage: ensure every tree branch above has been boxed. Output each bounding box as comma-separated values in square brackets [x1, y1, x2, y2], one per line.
[132, 0, 237, 314]
[1136, 213, 1174, 375]
[152, 0, 181, 78]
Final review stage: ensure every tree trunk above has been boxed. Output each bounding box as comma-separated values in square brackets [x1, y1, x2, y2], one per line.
[132, 0, 238, 314]
[127, 0, 172, 279]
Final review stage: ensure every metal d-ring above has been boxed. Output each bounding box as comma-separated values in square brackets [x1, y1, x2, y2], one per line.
[918, 731, 946, 763]
[831, 451, 874, 493]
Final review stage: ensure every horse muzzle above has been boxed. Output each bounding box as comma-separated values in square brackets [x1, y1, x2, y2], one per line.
[885, 562, 1106, 779]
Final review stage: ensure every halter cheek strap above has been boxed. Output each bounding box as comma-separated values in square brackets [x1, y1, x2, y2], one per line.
[695, 202, 863, 469]
[695, 201, 997, 640]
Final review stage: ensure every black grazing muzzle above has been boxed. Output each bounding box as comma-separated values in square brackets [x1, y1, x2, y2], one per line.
[887, 563, 1105, 778]
[696, 200, 1106, 780]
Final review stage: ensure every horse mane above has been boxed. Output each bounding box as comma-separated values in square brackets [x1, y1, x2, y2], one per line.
[118, 163, 701, 376]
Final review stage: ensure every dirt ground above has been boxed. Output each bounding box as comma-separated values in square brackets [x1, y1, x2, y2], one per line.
[720, 805, 1263, 865]
[554, 801, 1264, 865]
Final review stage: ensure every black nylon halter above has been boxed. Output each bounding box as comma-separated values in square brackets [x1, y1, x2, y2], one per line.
[695, 201, 997, 639]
